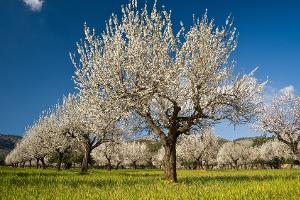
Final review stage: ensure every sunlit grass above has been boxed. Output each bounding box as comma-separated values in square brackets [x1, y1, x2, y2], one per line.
[1, 167, 300, 199]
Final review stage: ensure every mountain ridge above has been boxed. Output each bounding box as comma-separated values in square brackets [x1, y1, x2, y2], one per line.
[0, 133, 22, 165]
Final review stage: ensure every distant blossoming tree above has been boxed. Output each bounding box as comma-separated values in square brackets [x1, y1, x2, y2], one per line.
[58, 94, 120, 173]
[217, 140, 256, 169]
[72, 0, 265, 181]
[92, 140, 125, 170]
[5, 107, 77, 170]
[177, 128, 219, 169]
[257, 91, 300, 162]
[259, 139, 292, 168]
[152, 148, 165, 168]
[217, 142, 244, 168]
[43, 108, 74, 171]
[123, 141, 151, 169]
[23, 114, 54, 169]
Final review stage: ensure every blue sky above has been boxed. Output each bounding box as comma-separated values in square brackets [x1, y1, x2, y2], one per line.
[0, 0, 299, 139]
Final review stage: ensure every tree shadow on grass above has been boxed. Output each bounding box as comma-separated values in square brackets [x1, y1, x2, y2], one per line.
[118, 172, 162, 178]
[178, 174, 300, 185]
[14, 174, 295, 188]
[0, 171, 72, 178]
[3, 174, 158, 188]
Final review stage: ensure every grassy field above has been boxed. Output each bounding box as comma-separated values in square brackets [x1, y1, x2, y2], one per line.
[1, 167, 300, 199]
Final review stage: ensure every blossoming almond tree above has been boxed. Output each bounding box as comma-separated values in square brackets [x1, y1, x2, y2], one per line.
[257, 92, 300, 162]
[259, 139, 293, 168]
[92, 140, 125, 170]
[123, 141, 151, 169]
[177, 128, 219, 169]
[45, 107, 76, 171]
[58, 94, 120, 173]
[24, 115, 53, 169]
[5, 140, 32, 168]
[5, 113, 53, 169]
[217, 142, 244, 169]
[72, 0, 265, 181]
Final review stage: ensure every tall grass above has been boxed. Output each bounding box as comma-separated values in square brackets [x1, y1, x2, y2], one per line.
[1, 167, 300, 199]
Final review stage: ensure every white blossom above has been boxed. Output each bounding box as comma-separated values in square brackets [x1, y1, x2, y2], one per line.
[72, 0, 265, 181]
[257, 92, 300, 161]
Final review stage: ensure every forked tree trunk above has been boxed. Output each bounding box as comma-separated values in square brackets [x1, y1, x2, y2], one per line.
[163, 140, 177, 182]
[29, 160, 32, 168]
[145, 111, 180, 182]
[81, 144, 91, 173]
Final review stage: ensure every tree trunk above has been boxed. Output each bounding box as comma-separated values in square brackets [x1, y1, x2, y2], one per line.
[163, 141, 177, 182]
[133, 161, 137, 169]
[295, 152, 300, 162]
[65, 162, 72, 169]
[80, 156, 83, 168]
[40, 157, 46, 169]
[196, 158, 202, 169]
[233, 160, 238, 169]
[205, 161, 210, 170]
[115, 162, 120, 170]
[81, 144, 91, 173]
[291, 146, 300, 162]
[107, 159, 112, 171]
[57, 152, 63, 171]
[36, 158, 39, 169]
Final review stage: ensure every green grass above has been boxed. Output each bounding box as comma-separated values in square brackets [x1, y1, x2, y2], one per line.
[1, 167, 300, 199]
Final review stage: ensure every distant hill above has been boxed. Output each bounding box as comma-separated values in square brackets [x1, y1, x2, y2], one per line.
[234, 136, 260, 142]
[234, 135, 274, 146]
[0, 134, 22, 150]
[217, 137, 229, 145]
[0, 134, 22, 165]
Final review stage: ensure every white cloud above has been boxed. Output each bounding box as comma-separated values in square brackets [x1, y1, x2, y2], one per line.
[263, 85, 295, 105]
[23, 0, 44, 12]
[279, 85, 294, 96]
